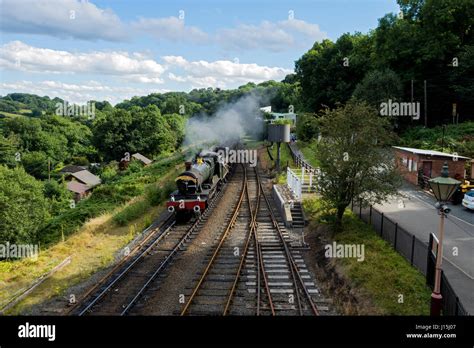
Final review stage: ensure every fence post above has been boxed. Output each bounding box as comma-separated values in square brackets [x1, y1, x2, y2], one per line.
[411, 235, 416, 266]
[426, 234, 433, 285]
[359, 200, 362, 218]
[394, 223, 398, 249]
[380, 213, 384, 236]
[369, 205, 372, 224]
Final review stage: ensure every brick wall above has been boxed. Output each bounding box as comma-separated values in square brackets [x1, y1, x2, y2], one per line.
[394, 149, 420, 185]
[429, 158, 466, 180]
[394, 149, 467, 185]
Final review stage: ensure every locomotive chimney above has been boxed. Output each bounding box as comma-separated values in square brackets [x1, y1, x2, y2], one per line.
[185, 161, 192, 171]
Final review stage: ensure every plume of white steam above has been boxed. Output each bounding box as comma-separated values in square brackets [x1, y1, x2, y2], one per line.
[184, 93, 265, 148]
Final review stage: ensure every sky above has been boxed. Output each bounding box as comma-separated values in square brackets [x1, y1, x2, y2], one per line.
[0, 0, 400, 105]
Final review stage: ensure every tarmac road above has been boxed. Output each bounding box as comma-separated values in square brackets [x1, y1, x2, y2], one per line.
[375, 182, 474, 314]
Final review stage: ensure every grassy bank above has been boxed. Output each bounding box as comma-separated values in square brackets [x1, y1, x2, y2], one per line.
[39, 152, 184, 245]
[0, 158, 182, 314]
[303, 197, 431, 315]
[260, 142, 295, 183]
[296, 140, 320, 167]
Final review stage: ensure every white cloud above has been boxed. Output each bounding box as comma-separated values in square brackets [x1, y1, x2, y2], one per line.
[0, 0, 127, 41]
[163, 55, 293, 88]
[168, 73, 187, 83]
[216, 19, 327, 52]
[0, 41, 165, 84]
[132, 17, 208, 43]
[0, 80, 167, 105]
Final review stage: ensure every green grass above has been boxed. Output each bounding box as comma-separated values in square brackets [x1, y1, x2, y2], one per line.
[113, 199, 151, 226]
[296, 140, 320, 167]
[303, 197, 431, 315]
[18, 109, 32, 115]
[113, 175, 176, 226]
[0, 111, 26, 118]
[38, 153, 184, 245]
[266, 142, 294, 170]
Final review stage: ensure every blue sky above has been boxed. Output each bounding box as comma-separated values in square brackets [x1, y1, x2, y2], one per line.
[0, 0, 399, 104]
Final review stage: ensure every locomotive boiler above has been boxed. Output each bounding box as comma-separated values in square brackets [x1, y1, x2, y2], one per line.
[167, 148, 229, 219]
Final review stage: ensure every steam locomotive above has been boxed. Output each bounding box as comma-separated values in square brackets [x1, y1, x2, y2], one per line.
[167, 148, 229, 219]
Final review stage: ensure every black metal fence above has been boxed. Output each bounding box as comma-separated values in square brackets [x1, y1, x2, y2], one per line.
[351, 200, 468, 316]
[427, 234, 469, 316]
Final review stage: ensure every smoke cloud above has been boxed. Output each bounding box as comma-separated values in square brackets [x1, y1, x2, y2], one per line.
[183, 92, 266, 148]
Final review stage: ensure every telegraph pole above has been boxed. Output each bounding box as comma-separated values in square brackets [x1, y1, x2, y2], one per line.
[424, 80, 428, 127]
[411, 79, 414, 124]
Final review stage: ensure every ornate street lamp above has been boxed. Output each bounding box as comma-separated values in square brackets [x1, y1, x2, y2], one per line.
[427, 161, 461, 316]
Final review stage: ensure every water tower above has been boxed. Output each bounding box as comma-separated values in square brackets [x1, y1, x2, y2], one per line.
[267, 123, 291, 172]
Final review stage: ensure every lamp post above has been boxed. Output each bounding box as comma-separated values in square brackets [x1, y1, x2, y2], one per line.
[427, 161, 461, 316]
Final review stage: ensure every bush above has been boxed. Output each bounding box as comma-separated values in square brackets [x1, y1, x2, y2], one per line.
[113, 199, 151, 226]
[146, 180, 175, 206]
[71, 156, 89, 166]
[0, 166, 49, 244]
[100, 163, 118, 183]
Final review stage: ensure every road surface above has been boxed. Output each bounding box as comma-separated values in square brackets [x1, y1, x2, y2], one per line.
[375, 182, 474, 314]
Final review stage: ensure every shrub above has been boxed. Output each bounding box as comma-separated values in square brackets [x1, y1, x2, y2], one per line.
[113, 199, 151, 226]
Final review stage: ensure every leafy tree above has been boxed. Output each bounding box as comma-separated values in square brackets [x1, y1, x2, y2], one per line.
[315, 101, 401, 229]
[373, 0, 474, 124]
[93, 108, 134, 161]
[31, 109, 42, 117]
[164, 113, 187, 147]
[0, 165, 49, 244]
[1, 93, 64, 113]
[1, 115, 94, 177]
[21, 151, 51, 180]
[91, 100, 113, 111]
[450, 45, 474, 111]
[296, 113, 319, 142]
[44, 180, 73, 216]
[0, 133, 21, 167]
[40, 114, 94, 159]
[295, 33, 373, 112]
[352, 69, 403, 107]
[93, 105, 180, 161]
[0, 99, 20, 113]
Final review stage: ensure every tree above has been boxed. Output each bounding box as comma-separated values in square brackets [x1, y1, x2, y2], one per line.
[450, 45, 474, 117]
[31, 109, 42, 117]
[43, 180, 73, 216]
[295, 34, 373, 112]
[93, 108, 134, 161]
[21, 151, 50, 180]
[296, 113, 319, 142]
[0, 165, 49, 244]
[352, 69, 403, 107]
[315, 101, 401, 229]
[0, 133, 21, 167]
[93, 105, 181, 161]
[164, 113, 186, 147]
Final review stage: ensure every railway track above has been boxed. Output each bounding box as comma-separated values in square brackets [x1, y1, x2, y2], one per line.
[179, 164, 251, 315]
[68, 167, 233, 316]
[69, 161, 328, 316]
[180, 165, 323, 316]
